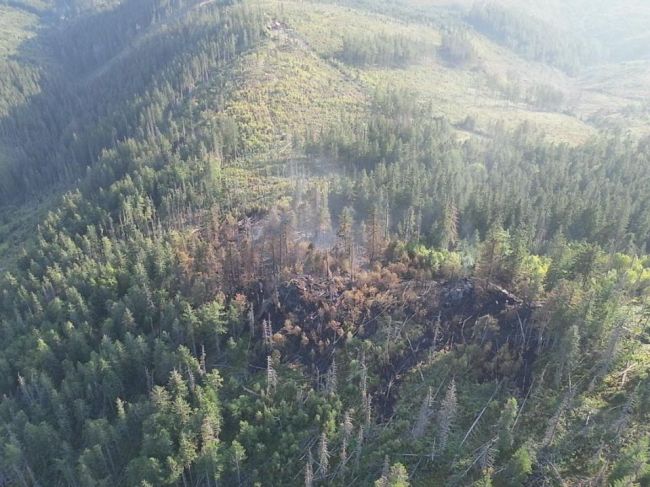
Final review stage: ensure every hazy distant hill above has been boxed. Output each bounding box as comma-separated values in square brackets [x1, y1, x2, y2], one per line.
[1, 0, 648, 198]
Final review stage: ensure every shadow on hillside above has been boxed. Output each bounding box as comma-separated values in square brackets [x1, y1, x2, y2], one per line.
[0, 0, 192, 205]
[0, 3, 82, 205]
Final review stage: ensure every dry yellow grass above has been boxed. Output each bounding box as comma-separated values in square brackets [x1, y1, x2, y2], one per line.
[0, 5, 38, 59]
[260, 0, 648, 145]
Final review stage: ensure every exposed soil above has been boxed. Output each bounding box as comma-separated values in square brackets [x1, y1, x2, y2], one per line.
[246, 265, 539, 421]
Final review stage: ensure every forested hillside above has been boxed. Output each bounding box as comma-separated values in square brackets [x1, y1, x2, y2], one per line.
[0, 0, 648, 486]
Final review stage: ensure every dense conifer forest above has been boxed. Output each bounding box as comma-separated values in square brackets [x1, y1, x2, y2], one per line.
[0, 0, 648, 485]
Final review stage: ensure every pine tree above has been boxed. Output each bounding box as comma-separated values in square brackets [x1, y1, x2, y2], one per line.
[496, 398, 517, 460]
[231, 441, 246, 486]
[472, 470, 493, 487]
[266, 356, 277, 393]
[441, 201, 459, 250]
[376, 456, 391, 487]
[375, 462, 410, 487]
[305, 451, 314, 487]
[365, 205, 385, 263]
[315, 185, 332, 244]
[413, 387, 433, 439]
[436, 380, 458, 454]
[341, 410, 354, 463]
[337, 206, 356, 278]
[318, 432, 330, 477]
[476, 226, 510, 284]
[500, 445, 535, 487]
[554, 324, 579, 387]
[609, 437, 650, 485]
[325, 358, 338, 395]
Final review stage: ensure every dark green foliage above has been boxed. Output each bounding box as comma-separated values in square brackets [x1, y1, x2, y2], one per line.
[337, 32, 418, 68]
[467, 3, 598, 72]
[498, 444, 535, 486]
[609, 438, 650, 486]
[309, 89, 650, 253]
[0, 0, 264, 203]
[439, 28, 477, 66]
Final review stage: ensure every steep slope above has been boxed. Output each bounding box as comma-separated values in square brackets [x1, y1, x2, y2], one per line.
[276, 0, 650, 144]
[0, 1, 62, 257]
